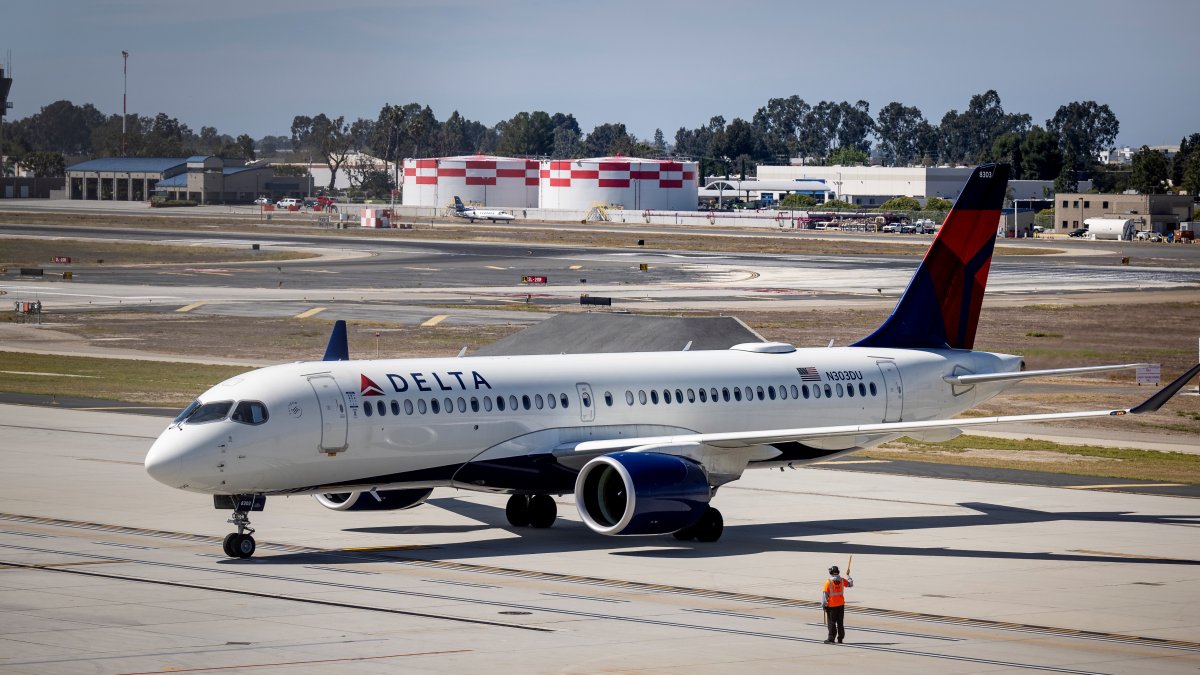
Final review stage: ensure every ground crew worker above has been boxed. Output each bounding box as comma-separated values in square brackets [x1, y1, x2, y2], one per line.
[821, 565, 854, 643]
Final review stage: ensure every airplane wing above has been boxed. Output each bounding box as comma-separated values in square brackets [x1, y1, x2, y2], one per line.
[561, 362, 1200, 456]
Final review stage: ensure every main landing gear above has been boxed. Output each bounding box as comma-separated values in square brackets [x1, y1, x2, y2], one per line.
[505, 494, 557, 529]
[222, 506, 257, 559]
[673, 506, 724, 543]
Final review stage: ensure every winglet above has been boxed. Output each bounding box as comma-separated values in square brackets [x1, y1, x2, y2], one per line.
[853, 163, 1009, 350]
[1129, 363, 1200, 414]
[322, 320, 349, 361]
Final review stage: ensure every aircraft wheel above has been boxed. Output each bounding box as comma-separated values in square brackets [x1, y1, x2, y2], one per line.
[222, 533, 239, 558]
[694, 507, 724, 543]
[527, 494, 557, 528]
[505, 494, 531, 527]
[672, 525, 697, 542]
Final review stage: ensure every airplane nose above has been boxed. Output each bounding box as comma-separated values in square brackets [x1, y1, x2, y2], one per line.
[145, 432, 185, 487]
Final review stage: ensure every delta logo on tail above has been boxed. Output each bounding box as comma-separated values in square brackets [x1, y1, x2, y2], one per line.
[360, 374, 385, 396]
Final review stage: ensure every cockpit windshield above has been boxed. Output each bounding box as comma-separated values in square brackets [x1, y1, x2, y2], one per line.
[172, 400, 201, 425]
[184, 400, 234, 425]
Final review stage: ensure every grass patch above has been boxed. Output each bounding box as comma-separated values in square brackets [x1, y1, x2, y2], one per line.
[0, 238, 312, 266]
[0, 351, 247, 406]
[860, 434, 1200, 483]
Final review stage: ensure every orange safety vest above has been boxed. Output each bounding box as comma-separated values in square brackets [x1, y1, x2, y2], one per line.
[824, 577, 847, 607]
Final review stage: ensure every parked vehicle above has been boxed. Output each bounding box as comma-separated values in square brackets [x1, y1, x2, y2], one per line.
[1068, 228, 1089, 238]
[276, 198, 303, 209]
[253, 196, 270, 205]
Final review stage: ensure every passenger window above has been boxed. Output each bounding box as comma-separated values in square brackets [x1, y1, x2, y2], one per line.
[549, 393, 557, 409]
[187, 400, 233, 424]
[733, 388, 742, 402]
[431, 399, 441, 414]
[870, 382, 878, 396]
[377, 401, 386, 416]
[581, 391, 591, 407]
[687, 388, 696, 403]
[837, 384, 844, 398]
[471, 397, 480, 412]
[791, 385, 799, 399]
[391, 400, 400, 415]
[663, 389, 672, 404]
[768, 386, 776, 400]
[802, 385, 810, 399]
[675, 389, 683, 403]
[778, 385, 787, 400]
[483, 396, 493, 412]
[639, 390, 647, 404]
[603, 391, 612, 407]
[231, 401, 269, 425]
[522, 395, 531, 410]
[535, 394, 544, 410]
[364, 403, 374, 417]
[497, 396, 506, 411]
[404, 399, 414, 415]
[859, 383, 867, 397]
[626, 390, 635, 405]
[698, 388, 708, 402]
[722, 387, 730, 402]
[710, 388, 718, 402]
[651, 390, 659, 404]
[757, 386, 765, 401]
[560, 393, 569, 408]
[417, 399, 427, 414]
[847, 384, 854, 398]
[744, 386, 753, 400]
[509, 395, 518, 410]
[445, 397, 454, 413]
[824, 384, 833, 398]
[813, 386, 821, 399]
[457, 397, 466, 412]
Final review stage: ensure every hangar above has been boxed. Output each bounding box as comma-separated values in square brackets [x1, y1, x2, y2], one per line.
[65, 156, 313, 203]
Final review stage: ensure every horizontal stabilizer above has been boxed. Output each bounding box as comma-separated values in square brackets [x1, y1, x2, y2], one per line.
[944, 363, 1150, 386]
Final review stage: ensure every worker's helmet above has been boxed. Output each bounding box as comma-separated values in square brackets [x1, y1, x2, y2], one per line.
[829, 565, 839, 575]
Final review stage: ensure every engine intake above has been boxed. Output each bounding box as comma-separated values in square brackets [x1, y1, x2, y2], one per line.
[575, 452, 709, 535]
[314, 488, 432, 512]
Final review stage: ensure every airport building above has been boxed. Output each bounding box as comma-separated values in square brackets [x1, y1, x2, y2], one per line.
[754, 165, 1069, 206]
[402, 155, 539, 210]
[1053, 192, 1194, 234]
[65, 156, 313, 203]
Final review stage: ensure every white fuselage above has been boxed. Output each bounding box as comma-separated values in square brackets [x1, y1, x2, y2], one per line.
[455, 207, 515, 222]
[145, 345, 1023, 497]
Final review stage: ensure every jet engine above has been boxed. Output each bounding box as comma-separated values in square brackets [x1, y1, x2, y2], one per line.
[574, 452, 710, 535]
[313, 488, 433, 512]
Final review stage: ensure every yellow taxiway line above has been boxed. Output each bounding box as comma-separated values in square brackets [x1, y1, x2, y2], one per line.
[421, 315, 449, 327]
[176, 301, 206, 313]
[294, 307, 327, 319]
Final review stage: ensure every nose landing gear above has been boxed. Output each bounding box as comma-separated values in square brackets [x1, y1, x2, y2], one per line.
[216, 494, 264, 559]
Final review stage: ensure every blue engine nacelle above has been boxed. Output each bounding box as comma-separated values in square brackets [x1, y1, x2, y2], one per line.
[313, 488, 433, 512]
[574, 452, 710, 535]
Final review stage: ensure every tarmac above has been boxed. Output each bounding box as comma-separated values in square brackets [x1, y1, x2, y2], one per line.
[2, 403, 1198, 673]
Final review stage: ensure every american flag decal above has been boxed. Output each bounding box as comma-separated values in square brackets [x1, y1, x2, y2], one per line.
[797, 367, 821, 381]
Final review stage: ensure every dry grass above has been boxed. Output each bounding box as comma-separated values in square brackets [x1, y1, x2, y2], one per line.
[0, 237, 312, 267]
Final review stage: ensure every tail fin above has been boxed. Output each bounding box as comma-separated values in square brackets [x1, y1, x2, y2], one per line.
[853, 163, 1009, 350]
[453, 196, 466, 211]
[322, 320, 349, 361]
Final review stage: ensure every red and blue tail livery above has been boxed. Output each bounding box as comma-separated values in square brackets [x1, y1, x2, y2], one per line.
[854, 163, 1010, 350]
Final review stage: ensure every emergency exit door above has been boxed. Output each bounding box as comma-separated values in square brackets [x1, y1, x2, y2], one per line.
[308, 375, 348, 453]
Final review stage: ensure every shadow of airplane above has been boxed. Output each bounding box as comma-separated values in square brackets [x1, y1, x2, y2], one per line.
[234, 498, 1200, 567]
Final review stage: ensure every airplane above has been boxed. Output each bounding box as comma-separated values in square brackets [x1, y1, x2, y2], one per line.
[145, 163, 1200, 559]
[452, 196, 516, 223]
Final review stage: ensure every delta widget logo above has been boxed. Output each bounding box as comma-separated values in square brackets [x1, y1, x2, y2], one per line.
[360, 374, 385, 396]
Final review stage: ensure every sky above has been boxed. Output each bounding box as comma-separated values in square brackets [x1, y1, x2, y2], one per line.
[3, 0, 1199, 149]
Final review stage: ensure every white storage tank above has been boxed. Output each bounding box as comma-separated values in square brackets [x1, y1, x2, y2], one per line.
[539, 157, 698, 211]
[402, 155, 538, 209]
[1083, 217, 1135, 241]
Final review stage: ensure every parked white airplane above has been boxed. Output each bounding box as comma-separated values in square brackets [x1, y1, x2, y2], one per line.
[452, 196, 516, 223]
[146, 163, 1200, 558]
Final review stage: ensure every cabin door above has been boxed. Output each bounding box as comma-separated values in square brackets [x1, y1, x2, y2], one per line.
[308, 375, 348, 453]
[575, 383, 595, 423]
[876, 361, 904, 423]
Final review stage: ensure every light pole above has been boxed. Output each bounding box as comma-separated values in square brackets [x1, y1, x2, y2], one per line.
[121, 51, 128, 155]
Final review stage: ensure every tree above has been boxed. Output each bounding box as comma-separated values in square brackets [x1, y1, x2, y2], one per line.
[779, 193, 817, 208]
[584, 123, 634, 157]
[828, 146, 868, 166]
[1171, 133, 1200, 187]
[753, 95, 810, 160]
[836, 100, 874, 155]
[938, 91, 1030, 165]
[1054, 150, 1079, 193]
[1129, 146, 1169, 194]
[990, 132, 1023, 179]
[23, 151, 66, 177]
[875, 102, 926, 166]
[1046, 101, 1119, 170]
[496, 111, 554, 156]
[21, 100, 106, 155]
[1180, 149, 1200, 195]
[925, 197, 953, 211]
[879, 196, 921, 211]
[651, 128, 667, 157]
[1019, 127, 1063, 180]
[235, 134, 256, 161]
[292, 113, 354, 191]
[822, 199, 854, 210]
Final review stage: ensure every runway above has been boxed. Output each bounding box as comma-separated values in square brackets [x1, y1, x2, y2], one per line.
[2, 404, 1198, 673]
